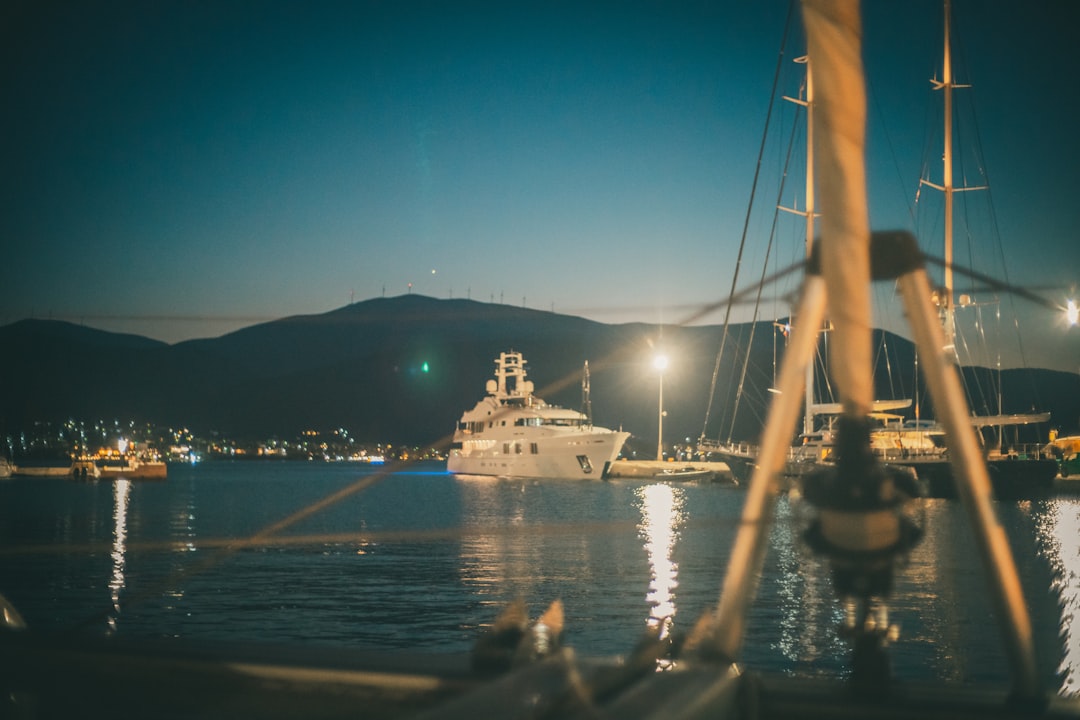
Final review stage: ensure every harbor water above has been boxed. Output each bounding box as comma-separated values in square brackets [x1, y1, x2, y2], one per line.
[1, 460, 1078, 695]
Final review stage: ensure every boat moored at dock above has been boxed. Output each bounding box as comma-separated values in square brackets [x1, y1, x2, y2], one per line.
[70, 445, 167, 480]
[447, 350, 629, 479]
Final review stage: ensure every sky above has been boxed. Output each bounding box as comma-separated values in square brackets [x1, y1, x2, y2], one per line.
[2, 0, 1078, 372]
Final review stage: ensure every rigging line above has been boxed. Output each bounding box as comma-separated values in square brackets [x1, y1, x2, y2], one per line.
[4, 517, 685, 558]
[867, 69, 919, 231]
[876, 332, 898, 404]
[921, 254, 1067, 315]
[954, 307, 989, 413]
[671, 261, 806, 330]
[725, 110, 804, 444]
[818, 324, 836, 406]
[963, 85, 1041, 402]
[699, 0, 795, 444]
[888, 331, 907, 403]
[970, 302, 997, 413]
[18, 313, 284, 325]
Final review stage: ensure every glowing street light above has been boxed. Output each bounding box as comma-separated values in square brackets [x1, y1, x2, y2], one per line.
[1067, 299, 1078, 327]
[653, 354, 669, 462]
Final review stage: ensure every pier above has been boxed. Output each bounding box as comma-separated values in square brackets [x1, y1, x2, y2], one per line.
[10, 465, 70, 478]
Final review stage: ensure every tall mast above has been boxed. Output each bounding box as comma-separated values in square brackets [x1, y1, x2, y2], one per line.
[804, 58, 815, 435]
[924, 0, 977, 350]
[580, 360, 593, 426]
[783, 55, 816, 435]
[942, 0, 956, 349]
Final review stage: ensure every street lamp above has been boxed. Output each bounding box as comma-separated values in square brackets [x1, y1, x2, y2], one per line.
[653, 354, 669, 462]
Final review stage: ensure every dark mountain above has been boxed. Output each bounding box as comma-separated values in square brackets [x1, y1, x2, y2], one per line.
[1, 295, 1077, 445]
[0, 319, 169, 427]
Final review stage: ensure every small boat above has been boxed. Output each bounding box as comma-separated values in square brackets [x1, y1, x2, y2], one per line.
[0, 457, 13, 479]
[70, 448, 167, 480]
[1048, 434, 1080, 477]
[447, 350, 629, 479]
[654, 466, 716, 483]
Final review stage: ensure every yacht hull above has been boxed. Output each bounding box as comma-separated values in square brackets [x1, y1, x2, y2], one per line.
[895, 456, 1057, 500]
[706, 445, 1057, 500]
[448, 431, 629, 480]
[448, 351, 628, 481]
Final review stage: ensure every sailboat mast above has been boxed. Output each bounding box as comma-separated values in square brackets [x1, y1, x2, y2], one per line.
[803, 57, 816, 435]
[785, 55, 817, 436]
[942, 0, 956, 348]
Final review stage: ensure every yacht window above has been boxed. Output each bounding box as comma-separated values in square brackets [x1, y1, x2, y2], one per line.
[530, 443, 539, 454]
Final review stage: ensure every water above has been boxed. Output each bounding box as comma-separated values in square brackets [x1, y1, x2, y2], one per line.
[1, 461, 1078, 695]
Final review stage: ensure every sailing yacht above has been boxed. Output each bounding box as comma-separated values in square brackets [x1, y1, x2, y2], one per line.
[866, 0, 1058, 499]
[700, 1, 1058, 498]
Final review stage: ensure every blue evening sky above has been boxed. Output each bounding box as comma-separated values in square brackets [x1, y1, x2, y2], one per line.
[2, 1, 1077, 371]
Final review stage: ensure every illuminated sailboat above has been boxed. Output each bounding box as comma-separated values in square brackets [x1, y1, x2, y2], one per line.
[868, 0, 1057, 499]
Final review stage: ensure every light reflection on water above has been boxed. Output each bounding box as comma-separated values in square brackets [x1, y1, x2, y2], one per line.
[106, 478, 130, 632]
[635, 483, 685, 639]
[1035, 500, 1080, 694]
[770, 496, 842, 669]
[0, 462, 1078, 695]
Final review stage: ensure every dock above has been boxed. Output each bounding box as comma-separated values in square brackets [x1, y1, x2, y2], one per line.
[608, 459, 734, 483]
[1054, 474, 1080, 495]
[11, 465, 71, 478]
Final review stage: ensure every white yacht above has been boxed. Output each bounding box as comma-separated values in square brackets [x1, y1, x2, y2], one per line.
[447, 350, 629, 479]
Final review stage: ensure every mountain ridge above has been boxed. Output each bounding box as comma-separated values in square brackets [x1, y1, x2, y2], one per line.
[2, 295, 1076, 445]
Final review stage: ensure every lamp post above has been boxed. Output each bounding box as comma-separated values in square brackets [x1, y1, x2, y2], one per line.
[653, 354, 668, 462]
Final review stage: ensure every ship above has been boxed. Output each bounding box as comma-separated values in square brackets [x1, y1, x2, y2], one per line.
[70, 443, 167, 480]
[447, 350, 629, 479]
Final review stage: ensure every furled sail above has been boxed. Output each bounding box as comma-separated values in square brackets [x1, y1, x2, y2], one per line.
[968, 413, 1051, 428]
[801, 0, 872, 419]
[808, 399, 912, 417]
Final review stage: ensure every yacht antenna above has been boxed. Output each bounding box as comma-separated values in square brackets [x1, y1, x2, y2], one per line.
[581, 361, 593, 426]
